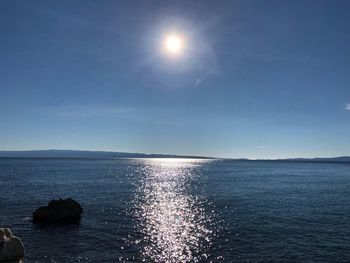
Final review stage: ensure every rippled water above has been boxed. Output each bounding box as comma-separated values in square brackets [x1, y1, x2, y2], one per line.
[131, 159, 215, 262]
[0, 158, 350, 262]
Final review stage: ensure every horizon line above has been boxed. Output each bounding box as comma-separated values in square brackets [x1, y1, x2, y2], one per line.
[0, 149, 349, 161]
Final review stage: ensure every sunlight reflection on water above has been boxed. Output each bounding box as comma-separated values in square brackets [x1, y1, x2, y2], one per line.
[132, 158, 215, 262]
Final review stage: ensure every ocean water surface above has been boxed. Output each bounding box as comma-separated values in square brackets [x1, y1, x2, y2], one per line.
[0, 158, 349, 262]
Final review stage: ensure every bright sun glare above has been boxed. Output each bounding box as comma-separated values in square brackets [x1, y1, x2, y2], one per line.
[164, 34, 184, 55]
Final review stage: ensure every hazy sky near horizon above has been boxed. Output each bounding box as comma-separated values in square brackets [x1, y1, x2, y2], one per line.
[1, 0, 350, 159]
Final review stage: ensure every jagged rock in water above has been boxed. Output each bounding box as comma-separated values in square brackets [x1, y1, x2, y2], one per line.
[0, 228, 25, 263]
[33, 198, 83, 224]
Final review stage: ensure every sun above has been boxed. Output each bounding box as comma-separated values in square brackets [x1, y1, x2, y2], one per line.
[163, 34, 184, 56]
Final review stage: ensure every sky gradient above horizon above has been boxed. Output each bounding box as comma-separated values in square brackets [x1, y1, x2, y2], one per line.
[1, 0, 350, 159]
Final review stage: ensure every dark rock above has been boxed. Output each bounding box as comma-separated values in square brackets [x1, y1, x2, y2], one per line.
[33, 198, 83, 224]
[0, 228, 25, 263]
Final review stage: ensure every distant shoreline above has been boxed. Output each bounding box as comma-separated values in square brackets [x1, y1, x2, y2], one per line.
[0, 150, 349, 163]
[0, 150, 215, 160]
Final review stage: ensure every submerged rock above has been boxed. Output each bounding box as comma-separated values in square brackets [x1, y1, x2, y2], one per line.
[33, 198, 83, 224]
[0, 228, 25, 263]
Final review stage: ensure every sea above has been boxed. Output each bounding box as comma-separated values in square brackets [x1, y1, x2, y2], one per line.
[0, 158, 349, 262]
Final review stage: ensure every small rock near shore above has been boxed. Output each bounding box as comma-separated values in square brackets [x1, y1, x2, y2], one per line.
[33, 198, 83, 224]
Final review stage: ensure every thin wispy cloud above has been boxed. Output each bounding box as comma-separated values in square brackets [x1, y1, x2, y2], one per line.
[46, 105, 188, 126]
[49, 106, 131, 118]
[193, 78, 203, 88]
[192, 68, 219, 89]
[345, 104, 350, 111]
[257, 146, 268, 149]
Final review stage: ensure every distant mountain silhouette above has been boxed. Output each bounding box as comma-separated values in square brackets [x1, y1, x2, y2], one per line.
[0, 150, 212, 159]
[282, 156, 350, 162]
[0, 150, 349, 162]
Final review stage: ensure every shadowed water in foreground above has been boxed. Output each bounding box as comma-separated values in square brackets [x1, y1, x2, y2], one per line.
[0, 158, 350, 262]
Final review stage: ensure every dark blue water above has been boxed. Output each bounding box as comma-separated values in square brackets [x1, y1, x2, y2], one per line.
[0, 158, 349, 262]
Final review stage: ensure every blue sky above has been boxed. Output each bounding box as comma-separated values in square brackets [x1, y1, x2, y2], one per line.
[0, 0, 350, 158]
